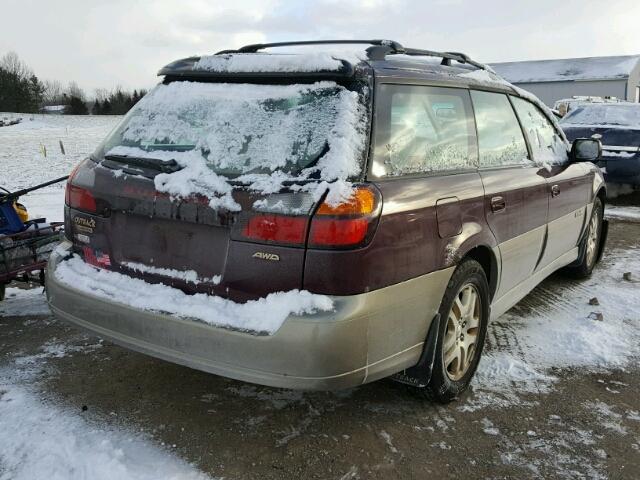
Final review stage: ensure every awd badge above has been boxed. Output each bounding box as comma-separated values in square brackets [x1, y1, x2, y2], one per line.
[252, 252, 280, 261]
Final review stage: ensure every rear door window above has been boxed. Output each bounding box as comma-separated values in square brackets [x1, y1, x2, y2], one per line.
[511, 96, 568, 165]
[471, 91, 530, 168]
[371, 84, 477, 177]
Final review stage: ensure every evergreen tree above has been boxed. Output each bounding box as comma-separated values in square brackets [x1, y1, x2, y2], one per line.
[65, 95, 88, 115]
[0, 52, 45, 112]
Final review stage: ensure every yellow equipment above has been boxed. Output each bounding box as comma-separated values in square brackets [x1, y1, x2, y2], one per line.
[13, 202, 29, 222]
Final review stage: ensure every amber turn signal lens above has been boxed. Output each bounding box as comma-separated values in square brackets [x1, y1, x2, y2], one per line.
[315, 187, 376, 216]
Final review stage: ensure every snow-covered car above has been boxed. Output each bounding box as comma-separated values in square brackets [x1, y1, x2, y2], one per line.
[553, 96, 625, 117]
[561, 103, 640, 185]
[46, 40, 608, 403]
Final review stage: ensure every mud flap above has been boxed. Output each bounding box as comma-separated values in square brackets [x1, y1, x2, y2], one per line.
[390, 313, 441, 388]
[596, 219, 609, 263]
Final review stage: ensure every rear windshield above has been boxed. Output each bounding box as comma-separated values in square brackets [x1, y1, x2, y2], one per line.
[561, 104, 640, 127]
[94, 81, 367, 178]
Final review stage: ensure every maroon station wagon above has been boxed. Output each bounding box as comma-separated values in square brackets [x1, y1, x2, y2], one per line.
[46, 40, 608, 402]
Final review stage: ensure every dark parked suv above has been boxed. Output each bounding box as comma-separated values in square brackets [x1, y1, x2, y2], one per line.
[46, 40, 607, 402]
[560, 102, 640, 186]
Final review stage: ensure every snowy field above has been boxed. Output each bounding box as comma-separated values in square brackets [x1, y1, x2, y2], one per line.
[0, 113, 121, 221]
[2, 114, 215, 479]
[1, 114, 639, 478]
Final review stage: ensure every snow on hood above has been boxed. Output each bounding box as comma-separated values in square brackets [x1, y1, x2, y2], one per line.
[105, 81, 368, 211]
[193, 52, 346, 73]
[54, 255, 333, 335]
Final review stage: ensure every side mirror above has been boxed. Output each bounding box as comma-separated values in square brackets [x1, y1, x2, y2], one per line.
[570, 138, 602, 162]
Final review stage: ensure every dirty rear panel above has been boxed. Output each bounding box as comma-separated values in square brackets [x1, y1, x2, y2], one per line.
[67, 160, 306, 302]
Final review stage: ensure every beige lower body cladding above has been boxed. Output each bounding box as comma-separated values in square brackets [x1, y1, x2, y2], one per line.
[46, 243, 454, 390]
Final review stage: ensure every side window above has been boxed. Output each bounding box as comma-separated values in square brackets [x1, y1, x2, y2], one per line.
[511, 96, 568, 166]
[372, 84, 477, 177]
[471, 90, 530, 168]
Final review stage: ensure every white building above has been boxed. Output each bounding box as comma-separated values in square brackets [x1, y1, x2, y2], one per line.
[491, 55, 640, 106]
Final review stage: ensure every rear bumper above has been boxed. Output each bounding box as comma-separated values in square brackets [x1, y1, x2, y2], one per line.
[46, 242, 453, 390]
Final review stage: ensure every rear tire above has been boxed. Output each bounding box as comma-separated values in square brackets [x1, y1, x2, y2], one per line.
[565, 197, 603, 279]
[423, 259, 490, 403]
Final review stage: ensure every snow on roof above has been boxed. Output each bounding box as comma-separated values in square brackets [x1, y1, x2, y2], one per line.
[193, 52, 347, 73]
[490, 55, 640, 83]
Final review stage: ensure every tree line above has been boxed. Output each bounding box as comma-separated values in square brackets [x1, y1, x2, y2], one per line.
[0, 51, 146, 115]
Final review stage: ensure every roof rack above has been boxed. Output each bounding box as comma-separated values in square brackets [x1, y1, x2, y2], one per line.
[216, 39, 405, 55]
[402, 48, 489, 71]
[216, 39, 490, 71]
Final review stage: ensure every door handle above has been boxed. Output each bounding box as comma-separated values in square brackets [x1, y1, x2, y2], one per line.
[551, 184, 561, 197]
[490, 196, 506, 213]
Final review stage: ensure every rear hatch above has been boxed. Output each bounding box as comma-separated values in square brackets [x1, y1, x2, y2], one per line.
[64, 75, 375, 302]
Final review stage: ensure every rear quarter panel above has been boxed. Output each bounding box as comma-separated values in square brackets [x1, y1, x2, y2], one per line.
[303, 173, 495, 295]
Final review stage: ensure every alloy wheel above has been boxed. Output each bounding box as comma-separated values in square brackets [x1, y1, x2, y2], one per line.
[443, 283, 481, 381]
[586, 207, 600, 267]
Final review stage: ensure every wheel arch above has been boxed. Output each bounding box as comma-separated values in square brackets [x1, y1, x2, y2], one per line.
[459, 245, 498, 302]
[596, 185, 607, 206]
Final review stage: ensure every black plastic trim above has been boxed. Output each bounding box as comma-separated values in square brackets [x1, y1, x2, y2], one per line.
[390, 313, 441, 388]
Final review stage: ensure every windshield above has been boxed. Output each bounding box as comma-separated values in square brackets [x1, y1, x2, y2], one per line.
[561, 104, 640, 127]
[95, 81, 365, 178]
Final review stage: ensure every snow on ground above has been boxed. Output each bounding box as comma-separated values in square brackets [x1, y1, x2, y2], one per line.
[0, 355, 213, 480]
[0, 113, 121, 222]
[0, 287, 50, 316]
[55, 255, 333, 334]
[0, 114, 215, 479]
[468, 242, 640, 410]
[605, 205, 640, 221]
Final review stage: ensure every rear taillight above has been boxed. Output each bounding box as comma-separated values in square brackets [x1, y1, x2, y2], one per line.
[309, 217, 369, 246]
[65, 162, 97, 214]
[243, 214, 307, 245]
[65, 184, 97, 213]
[237, 185, 381, 249]
[309, 186, 380, 248]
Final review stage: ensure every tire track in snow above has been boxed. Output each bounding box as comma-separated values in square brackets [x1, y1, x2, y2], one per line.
[467, 244, 640, 411]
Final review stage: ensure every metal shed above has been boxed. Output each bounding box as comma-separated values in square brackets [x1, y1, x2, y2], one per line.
[490, 55, 640, 106]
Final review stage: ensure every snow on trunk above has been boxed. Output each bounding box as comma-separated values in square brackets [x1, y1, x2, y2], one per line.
[104, 81, 368, 210]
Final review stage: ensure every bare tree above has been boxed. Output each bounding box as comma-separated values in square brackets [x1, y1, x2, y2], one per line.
[94, 88, 108, 103]
[67, 81, 86, 101]
[0, 51, 31, 78]
[43, 79, 64, 105]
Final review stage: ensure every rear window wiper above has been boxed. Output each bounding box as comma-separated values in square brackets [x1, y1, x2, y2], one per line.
[103, 154, 183, 174]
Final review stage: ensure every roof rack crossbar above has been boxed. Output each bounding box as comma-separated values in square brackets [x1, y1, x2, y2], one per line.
[217, 39, 406, 55]
[400, 48, 488, 71]
[214, 39, 490, 72]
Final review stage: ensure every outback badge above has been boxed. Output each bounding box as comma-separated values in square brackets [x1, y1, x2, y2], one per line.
[252, 251, 280, 261]
[73, 215, 96, 233]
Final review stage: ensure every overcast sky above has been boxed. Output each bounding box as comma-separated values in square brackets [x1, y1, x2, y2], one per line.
[2, 0, 640, 94]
